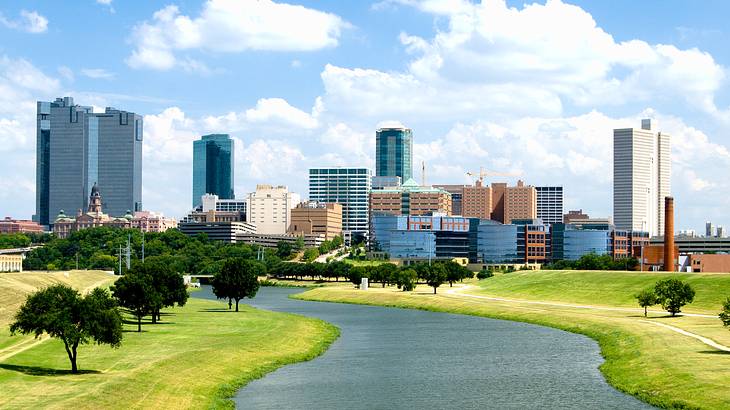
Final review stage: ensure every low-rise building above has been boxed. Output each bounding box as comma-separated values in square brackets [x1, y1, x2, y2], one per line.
[564, 209, 590, 223]
[682, 254, 730, 273]
[288, 202, 342, 240]
[130, 211, 177, 232]
[370, 179, 452, 217]
[179, 221, 257, 243]
[0, 253, 23, 272]
[53, 184, 133, 239]
[182, 194, 247, 223]
[0, 217, 44, 234]
[237, 233, 325, 249]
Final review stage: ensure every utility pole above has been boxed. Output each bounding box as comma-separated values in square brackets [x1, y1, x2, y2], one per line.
[118, 245, 122, 275]
[76, 252, 79, 270]
[126, 234, 131, 270]
[142, 230, 145, 262]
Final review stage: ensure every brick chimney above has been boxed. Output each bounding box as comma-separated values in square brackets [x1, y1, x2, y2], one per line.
[664, 196, 675, 271]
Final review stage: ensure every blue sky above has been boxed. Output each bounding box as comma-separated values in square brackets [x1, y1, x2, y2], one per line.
[1, 0, 729, 233]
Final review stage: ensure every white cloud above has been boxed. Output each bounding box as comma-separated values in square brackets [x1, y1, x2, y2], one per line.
[0, 10, 48, 33]
[80, 68, 115, 79]
[58, 66, 74, 82]
[127, 0, 349, 71]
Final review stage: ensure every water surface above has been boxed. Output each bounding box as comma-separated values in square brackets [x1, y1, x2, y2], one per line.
[195, 286, 652, 410]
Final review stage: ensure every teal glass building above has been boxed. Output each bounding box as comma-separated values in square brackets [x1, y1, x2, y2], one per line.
[193, 134, 234, 208]
[376, 127, 413, 180]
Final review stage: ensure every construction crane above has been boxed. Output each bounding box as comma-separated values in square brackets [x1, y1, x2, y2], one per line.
[466, 167, 520, 185]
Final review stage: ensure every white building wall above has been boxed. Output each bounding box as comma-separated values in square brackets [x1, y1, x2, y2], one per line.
[246, 185, 299, 235]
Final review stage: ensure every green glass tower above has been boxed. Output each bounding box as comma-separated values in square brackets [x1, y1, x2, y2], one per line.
[193, 134, 234, 208]
[376, 127, 413, 181]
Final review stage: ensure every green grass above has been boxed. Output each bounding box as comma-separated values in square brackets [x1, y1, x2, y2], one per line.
[0, 271, 339, 409]
[474, 270, 730, 313]
[342, 259, 388, 267]
[295, 272, 730, 410]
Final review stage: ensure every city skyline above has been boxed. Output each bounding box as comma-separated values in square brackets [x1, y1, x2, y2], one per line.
[1, 1, 730, 233]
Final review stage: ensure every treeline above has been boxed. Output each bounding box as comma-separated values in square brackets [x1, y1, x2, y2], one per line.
[543, 253, 639, 271]
[0, 232, 53, 249]
[269, 260, 474, 294]
[20, 227, 281, 274]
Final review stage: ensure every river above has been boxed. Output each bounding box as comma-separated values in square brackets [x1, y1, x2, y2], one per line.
[195, 286, 652, 409]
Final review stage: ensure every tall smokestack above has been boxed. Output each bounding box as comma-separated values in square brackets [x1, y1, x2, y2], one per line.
[664, 196, 675, 271]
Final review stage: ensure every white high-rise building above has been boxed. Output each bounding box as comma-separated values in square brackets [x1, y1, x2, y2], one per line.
[613, 119, 671, 237]
[309, 167, 372, 242]
[246, 185, 300, 235]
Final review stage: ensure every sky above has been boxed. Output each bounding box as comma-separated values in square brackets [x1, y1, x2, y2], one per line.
[1, 0, 730, 233]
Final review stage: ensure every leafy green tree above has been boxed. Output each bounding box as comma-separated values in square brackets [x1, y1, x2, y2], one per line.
[132, 258, 188, 322]
[654, 279, 696, 316]
[719, 298, 730, 328]
[424, 264, 447, 294]
[211, 258, 263, 311]
[348, 266, 368, 286]
[293, 236, 305, 251]
[476, 269, 494, 280]
[302, 248, 319, 262]
[442, 261, 472, 286]
[10, 285, 122, 373]
[0, 233, 31, 249]
[276, 241, 293, 259]
[396, 268, 417, 291]
[374, 263, 398, 287]
[111, 273, 159, 332]
[635, 288, 658, 317]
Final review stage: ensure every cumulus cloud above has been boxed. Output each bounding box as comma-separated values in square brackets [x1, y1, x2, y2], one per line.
[126, 0, 349, 71]
[0, 10, 48, 33]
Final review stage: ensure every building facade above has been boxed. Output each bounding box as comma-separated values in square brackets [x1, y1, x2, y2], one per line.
[370, 179, 452, 217]
[288, 201, 342, 240]
[192, 134, 234, 208]
[52, 184, 133, 239]
[130, 211, 177, 233]
[376, 126, 413, 181]
[432, 184, 467, 216]
[564, 209, 589, 223]
[614, 119, 671, 237]
[477, 221, 519, 263]
[36, 97, 142, 227]
[503, 180, 537, 224]
[246, 185, 300, 235]
[535, 186, 564, 225]
[0, 218, 44, 234]
[462, 182, 492, 219]
[551, 223, 610, 261]
[309, 167, 371, 241]
[179, 221, 256, 243]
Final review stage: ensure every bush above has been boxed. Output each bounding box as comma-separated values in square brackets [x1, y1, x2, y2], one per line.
[476, 269, 494, 280]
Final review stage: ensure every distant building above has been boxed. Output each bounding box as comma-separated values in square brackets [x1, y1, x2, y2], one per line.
[0, 218, 44, 234]
[535, 186, 563, 225]
[0, 253, 23, 272]
[551, 223, 610, 261]
[677, 229, 697, 238]
[614, 119, 671, 237]
[503, 180, 537, 224]
[432, 184, 468, 216]
[717, 226, 725, 238]
[372, 176, 402, 190]
[179, 221, 256, 243]
[309, 167, 371, 241]
[182, 194, 246, 223]
[193, 134, 234, 208]
[53, 183, 133, 239]
[376, 126, 413, 181]
[682, 254, 730, 273]
[706, 221, 715, 238]
[247, 185, 300, 235]
[462, 182, 492, 220]
[288, 201, 342, 240]
[564, 209, 590, 223]
[370, 179, 452, 217]
[36, 97, 143, 227]
[237, 233, 325, 249]
[130, 211, 177, 233]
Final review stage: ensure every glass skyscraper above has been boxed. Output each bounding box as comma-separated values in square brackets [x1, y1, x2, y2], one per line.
[192, 134, 235, 208]
[376, 127, 413, 180]
[309, 167, 371, 241]
[35, 97, 143, 227]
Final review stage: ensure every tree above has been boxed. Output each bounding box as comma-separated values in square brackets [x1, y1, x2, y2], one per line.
[111, 273, 159, 332]
[276, 241, 293, 259]
[10, 285, 122, 373]
[476, 269, 494, 280]
[302, 248, 319, 263]
[348, 266, 367, 286]
[396, 268, 417, 291]
[293, 236, 305, 251]
[375, 263, 398, 287]
[654, 279, 695, 316]
[635, 288, 658, 317]
[211, 258, 263, 311]
[133, 258, 188, 322]
[424, 264, 447, 294]
[442, 261, 472, 287]
[720, 298, 730, 328]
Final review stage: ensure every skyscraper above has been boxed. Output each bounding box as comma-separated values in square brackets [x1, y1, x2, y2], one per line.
[376, 126, 413, 180]
[308, 167, 371, 241]
[35, 97, 143, 227]
[246, 184, 300, 235]
[535, 186, 564, 225]
[613, 119, 671, 237]
[193, 134, 234, 208]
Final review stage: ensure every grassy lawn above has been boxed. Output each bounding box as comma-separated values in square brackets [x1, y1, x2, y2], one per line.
[0, 271, 339, 409]
[295, 272, 730, 410]
[341, 259, 388, 267]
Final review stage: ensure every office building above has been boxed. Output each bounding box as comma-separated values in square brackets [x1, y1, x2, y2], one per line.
[130, 211, 178, 233]
[182, 194, 247, 223]
[462, 182, 492, 219]
[706, 222, 715, 238]
[613, 119, 671, 237]
[477, 221, 519, 263]
[433, 184, 467, 216]
[550, 223, 611, 261]
[309, 167, 371, 241]
[536, 186, 563, 225]
[564, 209, 590, 223]
[370, 179, 452, 217]
[372, 176, 401, 190]
[237, 232, 325, 249]
[370, 214, 479, 263]
[0, 218, 44, 234]
[179, 221, 256, 243]
[192, 134, 234, 208]
[288, 201, 342, 240]
[718, 226, 725, 238]
[376, 126, 413, 180]
[503, 180, 537, 224]
[246, 185, 299, 235]
[36, 97, 143, 227]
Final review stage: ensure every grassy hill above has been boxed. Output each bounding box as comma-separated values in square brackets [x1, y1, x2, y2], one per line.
[472, 270, 730, 313]
[0, 271, 338, 408]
